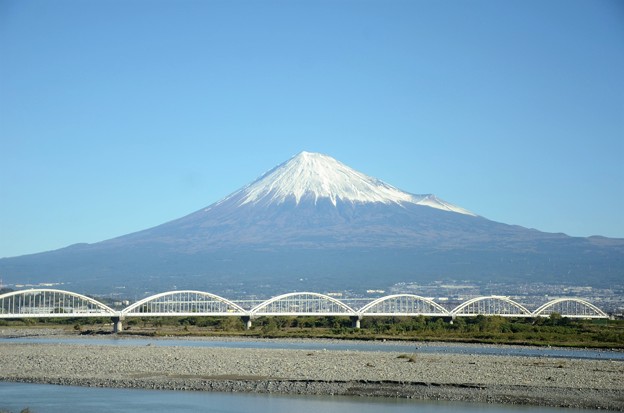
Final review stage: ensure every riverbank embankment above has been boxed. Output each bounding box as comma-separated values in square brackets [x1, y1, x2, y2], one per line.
[1, 338, 623, 410]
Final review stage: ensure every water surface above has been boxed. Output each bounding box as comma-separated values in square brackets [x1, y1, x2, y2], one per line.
[0, 382, 590, 413]
[4, 335, 622, 361]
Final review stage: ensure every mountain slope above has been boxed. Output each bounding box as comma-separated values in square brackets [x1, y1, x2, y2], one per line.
[1, 151, 622, 294]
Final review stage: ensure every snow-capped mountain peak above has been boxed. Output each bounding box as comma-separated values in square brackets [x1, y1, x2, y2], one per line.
[222, 151, 475, 216]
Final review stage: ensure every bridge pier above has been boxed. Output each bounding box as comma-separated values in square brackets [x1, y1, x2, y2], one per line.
[241, 316, 252, 330]
[112, 316, 123, 333]
[351, 315, 362, 329]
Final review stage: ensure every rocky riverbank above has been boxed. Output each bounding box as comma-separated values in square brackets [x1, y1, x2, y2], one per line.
[1, 339, 623, 410]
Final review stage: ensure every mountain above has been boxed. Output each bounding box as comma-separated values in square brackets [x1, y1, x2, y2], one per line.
[219, 151, 474, 214]
[1, 151, 623, 295]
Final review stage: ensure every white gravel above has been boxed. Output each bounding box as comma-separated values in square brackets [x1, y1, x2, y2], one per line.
[1, 341, 622, 410]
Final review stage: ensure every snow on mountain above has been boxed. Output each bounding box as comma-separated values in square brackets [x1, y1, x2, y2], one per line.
[414, 194, 476, 216]
[219, 151, 475, 216]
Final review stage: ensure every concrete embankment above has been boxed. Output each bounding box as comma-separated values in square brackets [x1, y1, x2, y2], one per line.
[1, 341, 623, 410]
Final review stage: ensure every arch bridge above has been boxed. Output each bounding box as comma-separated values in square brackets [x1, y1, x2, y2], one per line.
[0, 289, 609, 332]
[451, 296, 532, 318]
[0, 289, 117, 317]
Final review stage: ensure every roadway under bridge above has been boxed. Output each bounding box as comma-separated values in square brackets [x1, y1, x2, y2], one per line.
[0, 289, 610, 333]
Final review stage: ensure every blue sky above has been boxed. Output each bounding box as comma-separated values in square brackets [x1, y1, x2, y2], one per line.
[1, 0, 623, 258]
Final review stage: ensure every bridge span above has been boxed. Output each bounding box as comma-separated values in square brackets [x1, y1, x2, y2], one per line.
[0, 289, 609, 332]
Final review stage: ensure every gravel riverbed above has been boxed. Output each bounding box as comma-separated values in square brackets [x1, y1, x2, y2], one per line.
[1, 338, 623, 410]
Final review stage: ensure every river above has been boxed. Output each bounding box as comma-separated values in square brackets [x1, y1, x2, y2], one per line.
[0, 382, 590, 413]
[3, 335, 623, 361]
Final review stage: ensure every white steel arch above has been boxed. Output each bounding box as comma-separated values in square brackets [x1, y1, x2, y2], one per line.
[0, 289, 610, 322]
[122, 290, 247, 317]
[251, 292, 356, 316]
[533, 298, 608, 319]
[452, 296, 532, 317]
[0, 289, 117, 318]
[359, 294, 451, 317]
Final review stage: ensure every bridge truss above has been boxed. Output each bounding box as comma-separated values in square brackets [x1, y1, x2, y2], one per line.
[533, 298, 608, 319]
[359, 294, 450, 317]
[0, 289, 116, 318]
[250, 292, 356, 317]
[122, 290, 246, 317]
[0, 289, 610, 331]
[452, 296, 532, 318]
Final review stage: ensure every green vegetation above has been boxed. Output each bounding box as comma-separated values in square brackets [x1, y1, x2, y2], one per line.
[360, 314, 624, 348]
[3, 314, 623, 349]
[240, 314, 623, 348]
[129, 314, 624, 348]
[397, 353, 418, 362]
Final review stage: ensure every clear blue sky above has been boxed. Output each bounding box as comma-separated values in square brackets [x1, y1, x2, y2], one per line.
[1, 0, 623, 258]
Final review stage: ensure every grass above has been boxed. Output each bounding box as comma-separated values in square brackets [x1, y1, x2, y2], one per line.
[3, 315, 623, 349]
[397, 354, 418, 362]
